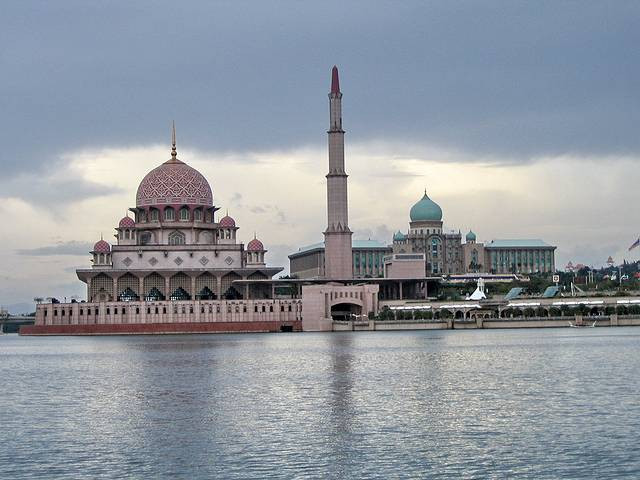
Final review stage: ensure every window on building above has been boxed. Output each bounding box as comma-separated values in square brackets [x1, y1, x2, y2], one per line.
[194, 209, 202, 221]
[168, 231, 186, 245]
[150, 209, 159, 222]
[180, 208, 189, 221]
[165, 208, 175, 221]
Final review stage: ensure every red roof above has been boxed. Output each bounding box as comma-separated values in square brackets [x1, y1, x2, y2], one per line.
[247, 238, 264, 251]
[219, 215, 236, 228]
[331, 65, 340, 94]
[136, 159, 213, 208]
[93, 239, 111, 253]
[119, 216, 135, 228]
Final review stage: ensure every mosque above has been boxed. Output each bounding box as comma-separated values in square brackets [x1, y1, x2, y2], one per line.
[24, 65, 556, 335]
[78, 124, 282, 305]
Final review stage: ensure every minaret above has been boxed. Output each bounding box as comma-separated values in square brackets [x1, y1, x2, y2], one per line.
[323, 66, 353, 279]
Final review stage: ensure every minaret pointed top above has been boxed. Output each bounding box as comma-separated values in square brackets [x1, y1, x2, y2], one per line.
[331, 65, 340, 94]
[170, 121, 177, 161]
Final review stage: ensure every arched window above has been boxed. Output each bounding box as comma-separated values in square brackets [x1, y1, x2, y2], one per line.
[431, 237, 440, 258]
[194, 209, 202, 222]
[165, 207, 175, 221]
[180, 208, 189, 221]
[139, 211, 147, 222]
[150, 209, 159, 222]
[199, 231, 213, 244]
[140, 231, 152, 245]
[124, 230, 130, 239]
[168, 231, 185, 245]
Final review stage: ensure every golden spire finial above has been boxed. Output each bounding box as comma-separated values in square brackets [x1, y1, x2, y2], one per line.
[170, 120, 177, 160]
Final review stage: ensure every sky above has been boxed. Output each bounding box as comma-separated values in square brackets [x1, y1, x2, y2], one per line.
[1, 1, 639, 312]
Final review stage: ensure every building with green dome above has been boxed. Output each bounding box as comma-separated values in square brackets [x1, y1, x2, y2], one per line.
[392, 190, 463, 274]
[392, 191, 556, 275]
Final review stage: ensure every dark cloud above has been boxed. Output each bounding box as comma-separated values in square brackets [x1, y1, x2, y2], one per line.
[229, 193, 243, 205]
[353, 225, 395, 244]
[17, 241, 92, 256]
[0, 162, 123, 207]
[248, 204, 287, 224]
[2, 1, 639, 179]
[263, 244, 297, 276]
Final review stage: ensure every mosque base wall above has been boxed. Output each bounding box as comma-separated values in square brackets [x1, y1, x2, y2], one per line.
[26, 300, 303, 336]
[20, 320, 301, 335]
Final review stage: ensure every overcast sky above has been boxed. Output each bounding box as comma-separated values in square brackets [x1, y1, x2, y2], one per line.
[2, 1, 639, 311]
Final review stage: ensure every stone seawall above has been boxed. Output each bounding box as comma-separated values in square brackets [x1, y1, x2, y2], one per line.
[20, 320, 302, 336]
[333, 316, 640, 331]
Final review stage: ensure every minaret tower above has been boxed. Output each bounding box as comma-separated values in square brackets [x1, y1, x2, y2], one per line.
[323, 66, 353, 279]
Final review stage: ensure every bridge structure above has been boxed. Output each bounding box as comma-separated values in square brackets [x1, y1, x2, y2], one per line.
[0, 316, 35, 334]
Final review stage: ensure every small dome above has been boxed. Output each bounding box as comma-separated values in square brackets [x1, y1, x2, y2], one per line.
[247, 238, 264, 251]
[409, 191, 442, 222]
[219, 215, 236, 228]
[393, 231, 406, 241]
[93, 239, 111, 253]
[119, 216, 135, 228]
[466, 230, 476, 242]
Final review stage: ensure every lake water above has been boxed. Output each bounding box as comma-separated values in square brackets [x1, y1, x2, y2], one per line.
[1, 328, 639, 479]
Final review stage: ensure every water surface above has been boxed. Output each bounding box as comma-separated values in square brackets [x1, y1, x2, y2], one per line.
[1, 328, 639, 479]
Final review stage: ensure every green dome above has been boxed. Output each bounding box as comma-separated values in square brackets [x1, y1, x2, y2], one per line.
[409, 191, 442, 222]
[466, 230, 476, 242]
[393, 231, 406, 241]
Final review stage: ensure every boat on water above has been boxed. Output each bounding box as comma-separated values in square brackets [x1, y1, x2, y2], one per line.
[568, 320, 597, 328]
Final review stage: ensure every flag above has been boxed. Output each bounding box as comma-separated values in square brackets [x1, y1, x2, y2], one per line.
[629, 238, 640, 251]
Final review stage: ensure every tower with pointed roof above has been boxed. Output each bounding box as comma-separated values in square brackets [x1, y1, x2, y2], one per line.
[323, 66, 353, 279]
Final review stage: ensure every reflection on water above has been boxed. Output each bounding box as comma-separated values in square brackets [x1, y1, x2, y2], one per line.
[1, 329, 640, 479]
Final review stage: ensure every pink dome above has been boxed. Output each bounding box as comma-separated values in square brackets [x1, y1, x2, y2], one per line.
[93, 239, 111, 253]
[136, 159, 213, 208]
[247, 238, 264, 251]
[119, 216, 135, 228]
[219, 215, 236, 228]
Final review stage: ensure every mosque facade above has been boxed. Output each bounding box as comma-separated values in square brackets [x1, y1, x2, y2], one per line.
[78, 125, 282, 304]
